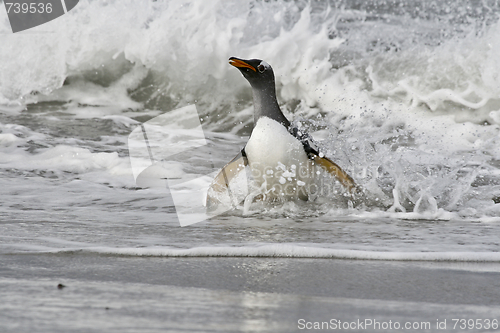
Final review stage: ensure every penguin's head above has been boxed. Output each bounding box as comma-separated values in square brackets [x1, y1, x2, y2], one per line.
[229, 57, 275, 89]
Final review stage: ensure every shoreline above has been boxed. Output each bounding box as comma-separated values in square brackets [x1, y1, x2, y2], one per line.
[1, 253, 500, 332]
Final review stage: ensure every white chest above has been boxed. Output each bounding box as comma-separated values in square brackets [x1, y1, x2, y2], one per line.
[244, 117, 313, 200]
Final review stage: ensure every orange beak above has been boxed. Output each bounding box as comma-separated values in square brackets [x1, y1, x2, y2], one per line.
[229, 58, 256, 72]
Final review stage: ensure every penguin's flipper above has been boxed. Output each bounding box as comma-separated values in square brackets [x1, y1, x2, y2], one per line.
[206, 150, 249, 210]
[311, 154, 359, 195]
[289, 126, 360, 196]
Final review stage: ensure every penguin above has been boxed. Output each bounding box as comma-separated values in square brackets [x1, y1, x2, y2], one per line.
[206, 57, 359, 210]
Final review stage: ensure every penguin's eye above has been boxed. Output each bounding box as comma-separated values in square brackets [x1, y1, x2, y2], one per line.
[257, 64, 266, 73]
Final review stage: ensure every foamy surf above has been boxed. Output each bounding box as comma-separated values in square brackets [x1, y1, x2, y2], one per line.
[1, 0, 500, 258]
[38, 245, 500, 262]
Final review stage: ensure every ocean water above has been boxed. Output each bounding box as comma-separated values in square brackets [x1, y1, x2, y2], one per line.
[2, 0, 500, 261]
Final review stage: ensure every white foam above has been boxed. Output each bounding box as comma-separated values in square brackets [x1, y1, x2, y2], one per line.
[1, 0, 500, 221]
[48, 244, 500, 262]
[0, 144, 132, 177]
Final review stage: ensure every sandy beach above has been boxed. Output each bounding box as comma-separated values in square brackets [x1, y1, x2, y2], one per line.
[2, 254, 500, 332]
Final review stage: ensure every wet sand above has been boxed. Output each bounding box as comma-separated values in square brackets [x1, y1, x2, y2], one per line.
[1, 254, 500, 332]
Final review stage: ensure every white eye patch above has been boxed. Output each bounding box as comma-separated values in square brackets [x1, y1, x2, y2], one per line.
[257, 61, 270, 73]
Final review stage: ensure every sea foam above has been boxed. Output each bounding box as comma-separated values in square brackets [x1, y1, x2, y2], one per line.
[1, 0, 500, 225]
[47, 244, 500, 262]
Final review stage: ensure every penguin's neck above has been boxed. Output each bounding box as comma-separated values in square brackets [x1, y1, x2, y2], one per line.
[252, 85, 290, 128]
